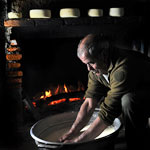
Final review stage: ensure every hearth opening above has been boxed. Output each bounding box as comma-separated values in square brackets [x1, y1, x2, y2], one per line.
[13, 34, 88, 120]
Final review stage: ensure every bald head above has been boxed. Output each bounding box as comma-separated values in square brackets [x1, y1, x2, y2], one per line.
[77, 34, 111, 74]
[77, 33, 110, 58]
[78, 34, 95, 50]
[77, 34, 96, 58]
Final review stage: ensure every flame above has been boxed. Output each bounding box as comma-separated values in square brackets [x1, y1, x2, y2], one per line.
[64, 84, 68, 93]
[39, 82, 84, 100]
[55, 85, 60, 95]
[45, 90, 52, 97]
[40, 90, 52, 100]
[32, 81, 85, 107]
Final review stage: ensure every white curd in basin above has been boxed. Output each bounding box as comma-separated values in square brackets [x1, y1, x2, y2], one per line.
[40, 118, 119, 142]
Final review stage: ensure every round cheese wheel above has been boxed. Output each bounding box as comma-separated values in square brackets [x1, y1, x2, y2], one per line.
[109, 8, 124, 17]
[29, 9, 51, 18]
[8, 12, 22, 19]
[88, 9, 103, 17]
[60, 8, 80, 18]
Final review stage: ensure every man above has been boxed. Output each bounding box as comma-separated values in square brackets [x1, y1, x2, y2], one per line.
[60, 34, 150, 150]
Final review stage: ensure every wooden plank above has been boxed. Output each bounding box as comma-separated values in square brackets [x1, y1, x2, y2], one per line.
[12, 20, 139, 39]
[4, 17, 140, 27]
[4, 19, 34, 27]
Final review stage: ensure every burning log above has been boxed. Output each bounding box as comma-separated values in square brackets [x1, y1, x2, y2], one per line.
[37, 82, 85, 100]
[31, 82, 85, 113]
[33, 90, 85, 111]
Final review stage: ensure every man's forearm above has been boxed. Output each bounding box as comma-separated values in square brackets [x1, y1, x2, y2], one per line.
[70, 98, 97, 133]
[59, 98, 98, 143]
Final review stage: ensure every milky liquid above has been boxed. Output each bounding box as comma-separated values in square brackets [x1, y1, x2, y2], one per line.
[43, 124, 116, 142]
[81, 125, 116, 139]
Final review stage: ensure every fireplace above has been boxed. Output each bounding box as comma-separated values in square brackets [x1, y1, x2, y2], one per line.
[1, 25, 89, 145]
[9, 30, 88, 121]
[17, 35, 88, 120]
[19, 37, 88, 98]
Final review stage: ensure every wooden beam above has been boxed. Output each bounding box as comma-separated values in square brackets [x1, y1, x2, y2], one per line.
[4, 17, 140, 27]
[4, 19, 34, 27]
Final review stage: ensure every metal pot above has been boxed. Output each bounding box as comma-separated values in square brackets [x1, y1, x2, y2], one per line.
[30, 109, 121, 150]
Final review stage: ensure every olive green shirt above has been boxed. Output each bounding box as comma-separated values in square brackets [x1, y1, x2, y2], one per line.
[84, 49, 150, 125]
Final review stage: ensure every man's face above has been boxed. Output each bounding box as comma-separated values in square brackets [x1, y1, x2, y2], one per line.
[78, 52, 107, 76]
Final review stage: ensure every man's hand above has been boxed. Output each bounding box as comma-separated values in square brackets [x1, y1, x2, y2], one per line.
[59, 130, 75, 142]
[59, 128, 83, 143]
[59, 98, 98, 143]
[60, 116, 108, 143]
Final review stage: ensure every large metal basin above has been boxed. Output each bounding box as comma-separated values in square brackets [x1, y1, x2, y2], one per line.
[30, 109, 121, 150]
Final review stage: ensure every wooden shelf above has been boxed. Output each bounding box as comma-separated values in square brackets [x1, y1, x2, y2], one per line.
[4, 17, 146, 39]
[4, 17, 140, 27]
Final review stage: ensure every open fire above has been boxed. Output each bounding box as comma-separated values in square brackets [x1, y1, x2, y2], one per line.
[32, 81, 85, 107]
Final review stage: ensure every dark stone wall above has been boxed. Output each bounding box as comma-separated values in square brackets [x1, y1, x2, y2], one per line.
[0, 0, 7, 146]
[0, 0, 6, 102]
[0, 0, 23, 147]
[0, 0, 6, 77]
